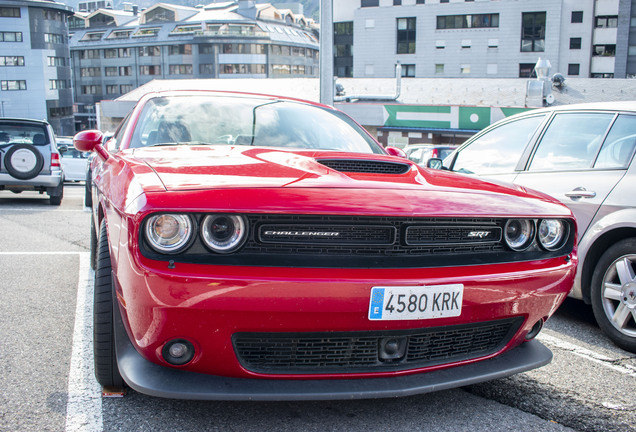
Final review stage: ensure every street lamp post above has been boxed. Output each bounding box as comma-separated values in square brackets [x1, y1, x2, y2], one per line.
[319, 0, 334, 106]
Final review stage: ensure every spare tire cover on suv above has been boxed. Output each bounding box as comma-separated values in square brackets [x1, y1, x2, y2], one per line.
[4, 143, 44, 180]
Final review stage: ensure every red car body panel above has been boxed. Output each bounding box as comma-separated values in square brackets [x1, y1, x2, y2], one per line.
[80, 90, 578, 399]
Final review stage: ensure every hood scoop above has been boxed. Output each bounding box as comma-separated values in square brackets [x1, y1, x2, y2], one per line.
[317, 159, 411, 175]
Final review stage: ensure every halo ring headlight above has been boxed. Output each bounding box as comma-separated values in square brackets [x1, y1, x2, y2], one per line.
[504, 219, 535, 251]
[538, 219, 569, 251]
[145, 214, 193, 254]
[201, 214, 247, 254]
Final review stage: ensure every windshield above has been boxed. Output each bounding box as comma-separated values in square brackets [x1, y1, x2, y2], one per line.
[129, 95, 384, 154]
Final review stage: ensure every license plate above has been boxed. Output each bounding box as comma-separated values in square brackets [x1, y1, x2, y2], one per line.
[368, 284, 463, 321]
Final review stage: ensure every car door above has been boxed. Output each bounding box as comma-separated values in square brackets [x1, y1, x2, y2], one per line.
[448, 114, 548, 183]
[513, 111, 636, 238]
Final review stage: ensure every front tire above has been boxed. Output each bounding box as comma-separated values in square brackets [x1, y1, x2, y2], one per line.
[591, 238, 636, 353]
[93, 219, 124, 387]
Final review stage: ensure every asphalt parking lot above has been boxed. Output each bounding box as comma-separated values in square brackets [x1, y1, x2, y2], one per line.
[1, 184, 635, 432]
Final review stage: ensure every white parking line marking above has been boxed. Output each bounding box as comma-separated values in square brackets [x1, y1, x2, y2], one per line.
[65, 252, 103, 432]
[539, 332, 636, 378]
[0, 252, 83, 255]
[0, 209, 87, 213]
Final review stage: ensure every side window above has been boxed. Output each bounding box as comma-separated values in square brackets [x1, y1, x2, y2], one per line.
[109, 113, 131, 150]
[452, 115, 545, 174]
[594, 114, 636, 169]
[528, 113, 613, 171]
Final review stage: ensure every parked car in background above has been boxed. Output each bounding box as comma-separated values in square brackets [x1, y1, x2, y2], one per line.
[75, 90, 576, 400]
[404, 144, 458, 166]
[57, 137, 89, 182]
[430, 101, 636, 352]
[0, 118, 64, 205]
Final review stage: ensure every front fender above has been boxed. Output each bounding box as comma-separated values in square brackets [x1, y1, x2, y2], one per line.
[571, 208, 636, 301]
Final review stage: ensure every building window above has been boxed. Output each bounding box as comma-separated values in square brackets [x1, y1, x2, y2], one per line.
[488, 39, 499, 49]
[80, 67, 101, 77]
[394, 0, 401, 5]
[595, 16, 618, 28]
[461, 40, 472, 49]
[139, 46, 161, 56]
[401, 64, 415, 77]
[397, 17, 416, 54]
[361, 0, 379, 7]
[570, 38, 582, 49]
[140, 65, 162, 75]
[521, 12, 546, 52]
[49, 107, 72, 118]
[593, 44, 616, 56]
[571, 11, 583, 23]
[0, 56, 24, 66]
[0, 32, 22, 42]
[119, 66, 132, 76]
[81, 85, 99, 94]
[44, 33, 65, 44]
[441, 0, 449, 3]
[0, 7, 21, 18]
[79, 49, 100, 59]
[49, 80, 69, 89]
[120, 84, 132, 93]
[118, 48, 131, 57]
[222, 44, 265, 54]
[436, 40, 445, 49]
[435, 64, 444, 74]
[199, 64, 214, 75]
[168, 44, 192, 55]
[47, 56, 66, 67]
[591, 73, 614, 78]
[199, 44, 214, 54]
[106, 85, 119, 95]
[169, 64, 193, 75]
[519, 63, 536, 78]
[460, 64, 471, 74]
[437, 14, 499, 29]
[134, 28, 160, 37]
[105, 67, 118, 76]
[104, 48, 118, 58]
[568, 64, 580, 76]
[416, 0, 425, 3]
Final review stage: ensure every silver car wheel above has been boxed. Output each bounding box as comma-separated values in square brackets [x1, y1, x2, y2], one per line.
[601, 254, 636, 337]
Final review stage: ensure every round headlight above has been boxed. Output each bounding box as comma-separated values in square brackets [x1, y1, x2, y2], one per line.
[145, 214, 193, 253]
[201, 214, 247, 253]
[504, 219, 535, 251]
[538, 219, 568, 251]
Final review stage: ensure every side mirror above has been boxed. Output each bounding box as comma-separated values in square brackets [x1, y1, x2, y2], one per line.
[385, 146, 407, 158]
[427, 158, 444, 169]
[74, 130, 109, 160]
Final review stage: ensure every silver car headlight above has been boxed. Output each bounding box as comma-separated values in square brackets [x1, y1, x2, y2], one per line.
[504, 219, 535, 251]
[201, 214, 247, 253]
[145, 213, 194, 253]
[538, 219, 569, 251]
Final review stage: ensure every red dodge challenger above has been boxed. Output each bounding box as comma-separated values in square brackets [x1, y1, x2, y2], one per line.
[74, 91, 577, 400]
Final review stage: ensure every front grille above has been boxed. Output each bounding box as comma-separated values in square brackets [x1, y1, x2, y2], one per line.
[139, 214, 575, 268]
[318, 159, 411, 175]
[233, 318, 522, 374]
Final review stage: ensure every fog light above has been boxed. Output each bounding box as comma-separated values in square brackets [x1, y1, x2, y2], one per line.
[162, 339, 195, 365]
[525, 319, 544, 341]
[379, 337, 407, 361]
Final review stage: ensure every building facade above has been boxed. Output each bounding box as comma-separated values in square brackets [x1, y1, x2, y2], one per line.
[0, 0, 75, 135]
[333, 0, 636, 79]
[69, 1, 320, 130]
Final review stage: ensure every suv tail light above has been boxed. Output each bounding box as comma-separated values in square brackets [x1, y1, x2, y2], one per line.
[51, 152, 61, 168]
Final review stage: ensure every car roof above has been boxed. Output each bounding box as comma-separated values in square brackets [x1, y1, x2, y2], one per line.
[0, 117, 51, 126]
[522, 101, 636, 116]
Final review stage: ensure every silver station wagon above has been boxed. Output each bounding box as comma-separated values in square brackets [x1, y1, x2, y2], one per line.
[431, 101, 636, 352]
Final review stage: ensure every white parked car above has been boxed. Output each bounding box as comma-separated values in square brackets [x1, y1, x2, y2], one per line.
[57, 137, 89, 182]
[430, 101, 636, 352]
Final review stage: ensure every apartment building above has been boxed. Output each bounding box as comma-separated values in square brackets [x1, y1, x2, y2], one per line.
[0, 0, 75, 135]
[333, 0, 635, 79]
[69, 1, 320, 129]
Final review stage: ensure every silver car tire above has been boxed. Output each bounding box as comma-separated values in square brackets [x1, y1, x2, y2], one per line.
[591, 238, 636, 353]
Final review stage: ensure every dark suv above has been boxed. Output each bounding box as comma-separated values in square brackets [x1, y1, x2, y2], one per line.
[0, 118, 64, 205]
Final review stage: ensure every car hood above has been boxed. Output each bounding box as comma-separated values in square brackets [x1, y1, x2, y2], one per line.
[125, 145, 569, 217]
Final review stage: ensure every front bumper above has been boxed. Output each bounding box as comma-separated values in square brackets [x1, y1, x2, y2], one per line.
[114, 300, 552, 400]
